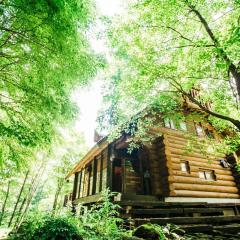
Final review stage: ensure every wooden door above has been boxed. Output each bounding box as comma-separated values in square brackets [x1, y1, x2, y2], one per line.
[123, 157, 142, 194]
[112, 158, 122, 192]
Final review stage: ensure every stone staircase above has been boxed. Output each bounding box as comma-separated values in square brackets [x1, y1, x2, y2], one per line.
[117, 200, 240, 234]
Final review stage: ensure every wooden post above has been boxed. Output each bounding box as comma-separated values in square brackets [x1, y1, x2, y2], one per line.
[138, 148, 144, 195]
[77, 170, 82, 199]
[87, 165, 92, 196]
[107, 144, 114, 191]
[72, 172, 79, 201]
[92, 157, 98, 195]
[122, 158, 126, 193]
[81, 169, 85, 197]
[99, 152, 103, 192]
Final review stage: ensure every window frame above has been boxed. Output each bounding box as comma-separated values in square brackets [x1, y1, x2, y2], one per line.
[164, 118, 176, 129]
[180, 161, 190, 174]
[179, 121, 187, 131]
[194, 122, 205, 137]
[198, 169, 216, 181]
[164, 118, 187, 131]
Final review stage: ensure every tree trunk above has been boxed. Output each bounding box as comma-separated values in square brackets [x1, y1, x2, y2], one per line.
[0, 180, 11, 226]
[13, 172, 39, 229]
[13, 197, 26, 229]
[14, 163, 45, 229]
[8, 170, 29, 227]
[229, 63, 240, 100]
[52, 179, 64, 212]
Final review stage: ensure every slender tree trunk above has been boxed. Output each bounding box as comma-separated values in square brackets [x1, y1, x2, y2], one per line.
[52, 179, 64, 213]
[14, 163, 45, 229]
[13, 197, 26, 229]
[8, 170, 29, 227]
[0, 180, 11, 226]
[186, 1, 240, 99]
[13, 172, 39, 229]
[17, 181, 39, 226]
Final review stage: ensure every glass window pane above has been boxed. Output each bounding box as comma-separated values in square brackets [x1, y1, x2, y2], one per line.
[199, 171, 205, 179]
[180, 122, 187, 131]
[205, 171, 215, 180]
[196, 124, 204, 136]
[170, 119, 176, 129]
[181, 162, 187, 172]
[164, 118, 171, 128]
[180, 161, 190, 173]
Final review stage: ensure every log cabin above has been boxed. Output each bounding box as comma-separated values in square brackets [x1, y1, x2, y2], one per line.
[65, 94, 240, 232]
[66, 117, 240, 203]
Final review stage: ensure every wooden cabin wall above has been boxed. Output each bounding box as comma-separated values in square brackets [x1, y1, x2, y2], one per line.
[163, 128, 240, 199]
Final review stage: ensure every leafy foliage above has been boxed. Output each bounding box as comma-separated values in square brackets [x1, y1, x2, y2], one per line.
[9, 190, 124, 240]
[96, 0, 240, 156]
[77, 190, 124, 239]
[0, 0, 100, 167]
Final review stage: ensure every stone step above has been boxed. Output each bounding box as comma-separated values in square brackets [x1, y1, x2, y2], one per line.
[213, 223, 240, 234]
[178, 224, 213, 233]
[130, 207, 224, 215]
[132, 216, 240, 226]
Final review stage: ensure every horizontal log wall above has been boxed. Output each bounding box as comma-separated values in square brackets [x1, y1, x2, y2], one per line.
[162, 128, 240, 199]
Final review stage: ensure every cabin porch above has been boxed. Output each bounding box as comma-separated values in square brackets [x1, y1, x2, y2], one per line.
[69, 137, 170, 206]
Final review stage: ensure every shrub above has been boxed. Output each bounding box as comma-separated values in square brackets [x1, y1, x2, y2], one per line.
[9, 212, 45, 240]
[78, 190, 125, 239]
[9, 214, 83, 240]
[32, 215, 82, 240]
[9, 190, 125, 240]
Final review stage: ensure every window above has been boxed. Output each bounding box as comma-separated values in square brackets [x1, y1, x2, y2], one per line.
[195, 123, 204, 137]
[164, 118, 171, 128]
[179, 121, 187, 131]
[180, 161, 190, 173]
[164, 118, 176, 129]
[195, 122, 215, 139]
[198, 169, 216, 181]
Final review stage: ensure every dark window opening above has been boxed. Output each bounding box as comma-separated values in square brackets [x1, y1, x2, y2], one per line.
[199, 169, 216, 181]
[205, 128, 215, 139]
[180, 161, 190, 174]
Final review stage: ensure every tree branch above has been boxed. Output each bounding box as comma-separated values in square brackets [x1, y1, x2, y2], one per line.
[169, 78, 240, 130]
